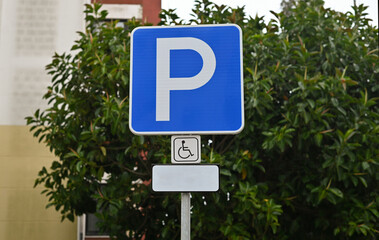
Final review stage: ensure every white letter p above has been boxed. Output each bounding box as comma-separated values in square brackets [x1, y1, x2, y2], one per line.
[156, 37, 216, 121]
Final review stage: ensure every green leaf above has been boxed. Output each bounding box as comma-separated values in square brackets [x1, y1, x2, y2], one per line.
[307, 99, 315, 108]
[124, 146, 131, 155]
[328, 188, 343, 198]
[98, 167, 105, 180]
[362, 161, 370, 170]
[344, 129, 356, 142]
[331, 98, 339, 107]
[315, 133, 323, 146]
[359, 176, 368, 188]
[76, 161, 82, 172]
[138, 136, 145, 145]
[220, 169, 232, 176]
[100, 146, 107, 156]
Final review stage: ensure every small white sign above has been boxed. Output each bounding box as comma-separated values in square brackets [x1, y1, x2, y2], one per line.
[152, 165, 219, 192]
[171, 135, 201, 164]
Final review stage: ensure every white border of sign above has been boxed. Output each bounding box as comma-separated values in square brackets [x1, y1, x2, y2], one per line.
[129, 24, 244, 135]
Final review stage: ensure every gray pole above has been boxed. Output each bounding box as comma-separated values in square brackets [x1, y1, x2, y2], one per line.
[181, 192, 191, 240]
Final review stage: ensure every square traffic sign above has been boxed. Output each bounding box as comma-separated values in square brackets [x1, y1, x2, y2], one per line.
[129, 25, 244, 135]
[171, 135, 201, 164]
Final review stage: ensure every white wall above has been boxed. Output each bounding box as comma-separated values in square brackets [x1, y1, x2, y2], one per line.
[0, 0, 86, 125]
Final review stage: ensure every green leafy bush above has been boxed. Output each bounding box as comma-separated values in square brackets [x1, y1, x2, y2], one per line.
[27, 0, 378, 239]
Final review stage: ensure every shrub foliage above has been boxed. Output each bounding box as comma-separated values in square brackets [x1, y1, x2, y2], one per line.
[27, 0, 378, 239]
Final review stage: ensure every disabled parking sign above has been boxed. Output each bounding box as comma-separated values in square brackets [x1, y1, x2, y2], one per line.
[171, 135, 201, 164]
[129, 24, 244, 135]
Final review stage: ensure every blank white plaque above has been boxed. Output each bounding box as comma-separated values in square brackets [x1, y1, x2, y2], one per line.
[152, 165, 219, 192]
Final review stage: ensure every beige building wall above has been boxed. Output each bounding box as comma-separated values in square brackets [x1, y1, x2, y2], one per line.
[0, 0, 86, 238]
[0, 0, 148, 238]
[0, 126, 77, 240]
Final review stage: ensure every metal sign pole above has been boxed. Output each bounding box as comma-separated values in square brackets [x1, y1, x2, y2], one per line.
[181, 192, 191, 240]
[151, 134, 219, 239]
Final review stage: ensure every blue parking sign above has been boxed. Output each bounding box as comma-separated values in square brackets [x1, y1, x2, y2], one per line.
[129, 24, 244, 135]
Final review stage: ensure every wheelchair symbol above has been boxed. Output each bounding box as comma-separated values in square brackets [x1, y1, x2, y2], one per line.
[171, 135, 200, 163]
[178, 140, 194, 159]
